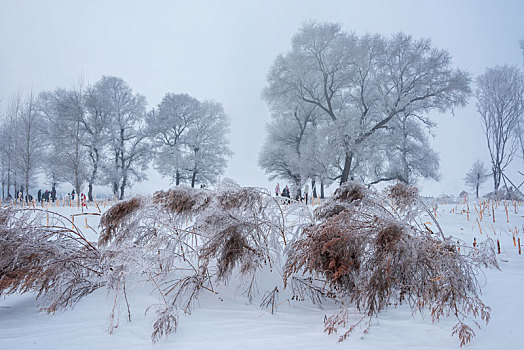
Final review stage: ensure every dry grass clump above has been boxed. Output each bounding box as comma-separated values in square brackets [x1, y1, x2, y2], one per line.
[152, 186, 210, 214]
[314, 182, 370, 220]
[95, 180, 289, 340]
[0, 208, 102, 313]
[200, 226, 260, 280]
[99, 197, 143, 246]
[386, 182, 419, 210]
[2, 179, 498, 347]
[216, 187, 263, 211]
[333, 182, 366, 202]
[284, 181, 498, 346]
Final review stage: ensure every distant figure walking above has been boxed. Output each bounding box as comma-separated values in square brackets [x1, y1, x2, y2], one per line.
[71, 189, 75, 201]
[275, 183, 280, 196]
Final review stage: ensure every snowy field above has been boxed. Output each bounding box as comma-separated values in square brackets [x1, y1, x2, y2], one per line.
[1, 198, 523, 350]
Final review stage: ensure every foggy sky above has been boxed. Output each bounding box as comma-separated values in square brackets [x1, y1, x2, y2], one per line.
[1, 0, 523, 197]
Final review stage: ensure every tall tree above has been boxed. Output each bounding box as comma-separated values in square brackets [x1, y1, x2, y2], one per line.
[83, 83, 111, 201]
[148, 94, 231, 188]
[476, 65, 524, 190]
[183, 100, 231, 187]
[15, 91, 45, 199]
[0, 94, 22, 198]
[259, 102, 320, 196]
[263, 23, 470, 185]
[95, 76, 149, 199]
[39, 86, 89, 198]
[147, 93, 200, 185]
[464, 160, 490, 198]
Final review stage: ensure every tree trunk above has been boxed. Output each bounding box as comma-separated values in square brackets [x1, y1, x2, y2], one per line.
[312, 179, 317, 198]
[340, 151, 353, 185]
[120, 175, 127, 200]
[191, 171, 196, 188]
[493, 166, 501, 191]
[88, 182, 94, 202]
[320, 181, 325, 199]
[88, 148, 100, 202]
[25, 173, 29, 203]
[176, 171, 180, 186]
[295, 187, 302, 201]
[7, 169, 11, 198]
[476, 183, 479, 198]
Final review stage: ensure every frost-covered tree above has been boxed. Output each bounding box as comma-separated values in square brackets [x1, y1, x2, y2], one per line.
[147, 93, 200, 185]
[476, 65, 524, 190]
[39, 86, 90, 197]
[0, 94, 22, 198]
[183, 100, 231, 187]
[263, 22, 470, 185]
[148, 94, 231, 188]
[83, 84, 112, 201]
[15, 92, 45, 199]
[365, 113, 440, 185]
[95, 76, 149, 199]
[464, 160, 490, 198]
[259, 102, 320, 197]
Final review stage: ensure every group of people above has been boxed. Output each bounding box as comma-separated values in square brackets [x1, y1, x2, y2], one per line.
[37, 187, 57, 203]
[274, 183, 310, 205]
[12, 187, 88, 209]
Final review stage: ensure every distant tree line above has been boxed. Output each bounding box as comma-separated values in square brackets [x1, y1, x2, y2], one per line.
[0, 76, 231, 200]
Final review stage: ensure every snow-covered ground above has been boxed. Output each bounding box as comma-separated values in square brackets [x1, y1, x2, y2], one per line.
[1, 199, 523, 349]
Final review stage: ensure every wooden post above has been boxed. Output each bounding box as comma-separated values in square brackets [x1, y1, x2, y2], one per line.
[497, 239, 501, 254]
[518, 238, 521, 255]
[476, 218, 482, 234]
[513, 234, 517, 247]
[72, 215, 75, 229]
[492, 205, 495, 223]
[85, 217, 89, 228]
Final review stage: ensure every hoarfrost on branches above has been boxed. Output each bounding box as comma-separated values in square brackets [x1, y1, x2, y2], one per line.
[262, 22, 470, 186]
[147, 93, 231, 188]
[464, 160, 490, 197]
[476, 65, 524, 191]
[0, 180, 497, 347]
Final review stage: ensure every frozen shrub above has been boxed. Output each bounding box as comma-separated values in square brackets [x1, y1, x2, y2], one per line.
[0, 180, 498, 347]
[284, 181, 498, 346]
[386, 182, 419, 210]
[97, 180, 299, 341]
[0, 208, 102, 313]
[99, 196, 144, 245]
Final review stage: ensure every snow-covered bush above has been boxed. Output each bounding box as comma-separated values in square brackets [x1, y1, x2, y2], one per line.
[0, 208, 102, 313]
[97, 180, 309, 341]
[0, 181, 498, 347]
[284, 182, 498, 346]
